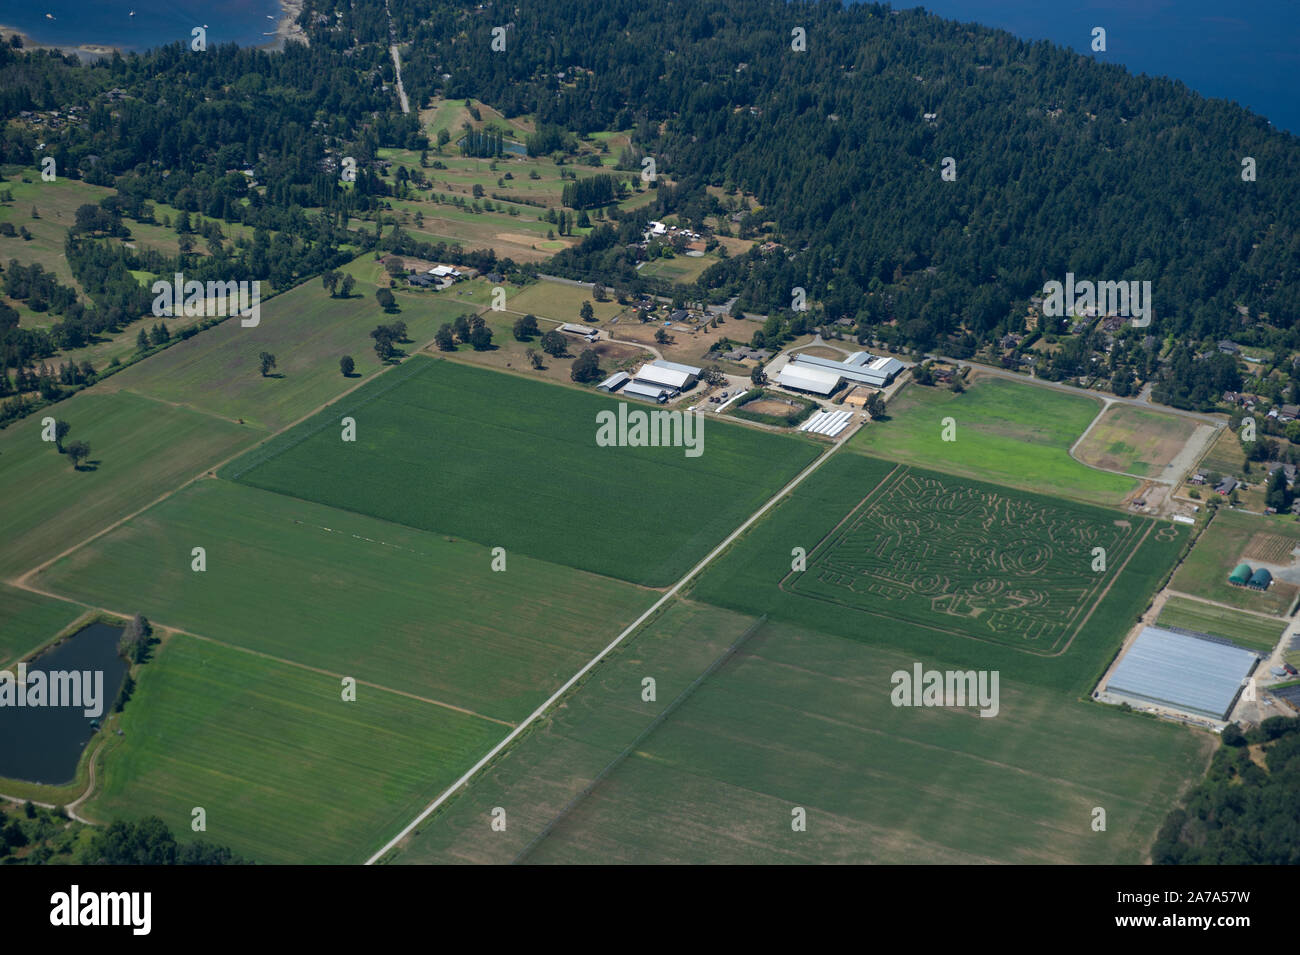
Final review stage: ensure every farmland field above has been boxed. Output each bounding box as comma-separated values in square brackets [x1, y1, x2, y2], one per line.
[85, 635, 502, 864]
[1169, 508, 1300, 616]
[1155, 595, 1285, 653]
[784, 465, 1150, 655]
[0, 390, 259, 579]
[850, 376, 1136, 506]
[226, 357, 822, 586]
[1073, 404, 1206, 478]
[0, 584, 86, 667]
[691, 451, 1187, 692]
[32, 478, 653, 723]
[389, 602, 1210, 864]
[97, 273, 476, 432]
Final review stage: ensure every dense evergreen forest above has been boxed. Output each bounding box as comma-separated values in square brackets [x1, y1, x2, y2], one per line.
[0, 0, 1298, 412]
[391, 0, 1299, 343]
[1154, 718, 1300, 865]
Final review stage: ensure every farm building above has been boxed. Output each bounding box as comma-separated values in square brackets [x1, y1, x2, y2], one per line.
[1106, 626, 1260, 721]
[560, 323, 599, 342]
[789, 352, 904, 388]
[653, 359, 702, 377]
[776, 363, 842, 396]
[1228, 563, 1254, 586]
[621, 380, 671, 403]
[633, 362, 695, 391]
[597, 372, 629, 393]
[1248, 568, 1273, 590]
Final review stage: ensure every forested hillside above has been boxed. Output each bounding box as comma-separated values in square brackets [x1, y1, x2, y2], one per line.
[1, 0, 1298, 408]
[392, 0, 1300, 344]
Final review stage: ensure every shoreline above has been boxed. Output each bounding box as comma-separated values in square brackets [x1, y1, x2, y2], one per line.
[0, 0, 307, 59]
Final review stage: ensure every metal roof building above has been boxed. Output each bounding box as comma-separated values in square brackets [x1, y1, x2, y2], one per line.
[1107, 626, 1260, 720]
[621, 380, 671, 403]
[634, 363, 694, 390]
[790, 353, 904, 388]
[776, 363, 842, 395]
[597, 371, 629, 392]
[653, 359, 703, 377]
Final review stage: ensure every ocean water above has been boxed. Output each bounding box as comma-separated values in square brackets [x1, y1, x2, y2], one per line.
[0, 0, 283, 52]
[908, 0, 1300, 134]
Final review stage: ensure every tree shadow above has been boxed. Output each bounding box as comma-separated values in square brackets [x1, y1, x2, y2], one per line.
[74, 459, 100, 472]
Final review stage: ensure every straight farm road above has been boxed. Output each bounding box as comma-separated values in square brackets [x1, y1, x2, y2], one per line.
[364, 423, 855, 864]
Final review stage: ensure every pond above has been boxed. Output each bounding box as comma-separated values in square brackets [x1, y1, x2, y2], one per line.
[0, 622, 128, 785]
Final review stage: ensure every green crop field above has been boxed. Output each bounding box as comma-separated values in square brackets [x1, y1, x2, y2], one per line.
[1156, 595, 1285, 653]
[225, 357, 822, 586]
[691, 451, 1187, 693]
[0, 390, 259, 579]
[1169, 508, 1300, 616]
[0, 584, 86, 667]
[851, 377, 1136, 506]
[33, 478, 653, 723]
[85, 635, 502, 864]
[389, 598, 757, 864]
[518, 616, 1211, 864]
[784, 464, 1150, 655]
[389, 601, 1210, 865]
[97, 272, 476, 431]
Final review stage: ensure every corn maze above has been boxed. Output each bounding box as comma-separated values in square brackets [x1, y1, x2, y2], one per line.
[784, 466, 1151, 654]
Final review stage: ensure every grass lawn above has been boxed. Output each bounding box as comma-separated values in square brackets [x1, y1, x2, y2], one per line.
[33, 478, 654, 724]
[225, 357, 822, 587]
[0, 584, 86, 667]
[850, 376, 1136, 506]
[85, 635, 502, 864]
[96, 269, 474, 432]
[505, 281, 626, 325]
[1156, 595, 1286, 653]
[0, 390, 260, 579]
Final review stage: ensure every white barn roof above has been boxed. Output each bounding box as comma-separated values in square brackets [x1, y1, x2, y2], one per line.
[777, 364, 841, 395]
[791, 353, 902, 387]
[622, 381, 671, 402]
[597, 372, 629, 392]
[634, 363, 693, 389]
[559, 323, 598, 336]
[653, 359, 703, 377]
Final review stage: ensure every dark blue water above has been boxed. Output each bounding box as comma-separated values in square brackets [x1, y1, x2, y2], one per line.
[909, 1, 1299, 134]
[0, 0, 283, 52]
[0, 622, 127, 786]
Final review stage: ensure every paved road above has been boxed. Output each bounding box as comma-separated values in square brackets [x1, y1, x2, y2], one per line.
[364, 423, 857, 864]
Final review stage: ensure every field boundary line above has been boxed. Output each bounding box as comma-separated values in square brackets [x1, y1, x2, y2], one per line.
[1163, 589, 1294, 622]
[364, 431, 851, 864]
[9, 583, 516, 728]
[512, 613, 768, 864]
[11, 340, 451, 590]
[177, 630, 517, 727]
